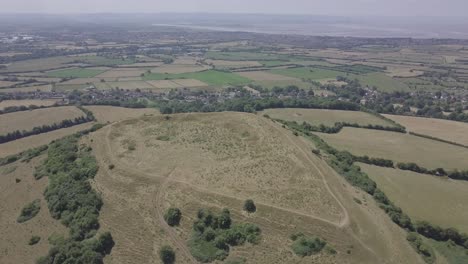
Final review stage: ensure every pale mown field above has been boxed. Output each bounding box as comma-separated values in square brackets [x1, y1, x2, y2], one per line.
[151, 64, 209, 74]
[261, 108, 394, 127]
[384, 114, 468, 146]
[0, 106, 85, 134]
[84, 105, 159, 123]
[0, 156, 66, 264]
[0, 122, 94, 158]
[0, 84, 53, 93]
[360, 163, 468, 233]
[318, 127, 468, 170]
[86, 112, 422, 264]
[0, 99, 59, 110]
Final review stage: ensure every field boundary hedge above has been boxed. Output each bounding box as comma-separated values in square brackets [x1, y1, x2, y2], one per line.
[409, 131, 468, 149]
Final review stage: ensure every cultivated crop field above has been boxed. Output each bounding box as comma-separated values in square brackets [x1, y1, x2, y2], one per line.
[360, 163, 468, 233]
[0, 106, 85, 134]
[151, 64, 209, 74]
[384, 114, 468, 146]
[46, 68, 106, 78]
[236, 71, 299, 81]
[261, 108, 394, 127]
[144, 70, 251, 86]
[0, 56, 77, 73]
[317, 127, 468, 170]
[0, 122, 94, 158]
[0, 99, 59, 110]
[84, 112, 422, 264]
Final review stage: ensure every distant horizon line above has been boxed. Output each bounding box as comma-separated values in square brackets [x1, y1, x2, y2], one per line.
[0, 12, 467, 19]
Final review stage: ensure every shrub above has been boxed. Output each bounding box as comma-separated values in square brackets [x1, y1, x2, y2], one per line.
[159, 245, 176, 264]
[108, 164, 115, 170]
[407, 232, 436, 264]
[291, 235, 327, 257]
[243, 199, 256, 213]
[164, 208, 182, 227]
[17, 199, 41, 223]
[29, 236, 41, 245]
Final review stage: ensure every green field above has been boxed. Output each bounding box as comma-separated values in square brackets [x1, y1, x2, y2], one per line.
[260, 108, 394, 127]
[47, 68, 105, 78]
[270, 67, 343, 80]
[318, 127, 468, 170]
[205, 51, 281, 61]
[143, 70, 251, 86]
[360, 163, 468, 233]
[354, 72, 410, 92]
[75, 55, 136, 66]
[427, 239, 468, 264]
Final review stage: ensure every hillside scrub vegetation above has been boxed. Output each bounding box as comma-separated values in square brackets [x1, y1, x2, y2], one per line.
[34, 132, 114, 263]
[189, 208, 261, 263]
[17, 199, 41, 223]
[407, 232, 436, 264]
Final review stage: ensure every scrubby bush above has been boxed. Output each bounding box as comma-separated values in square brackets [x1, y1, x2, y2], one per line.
[243, 199, 256, 213]
[164, 208, 182, 227]
[17, 199, 41, 223]
[29, 236, 41, 245]
[159, 245, 175, 264]
[291, 234, 327, 257]
[189, 208, 261, 263]
[407, 232, 436, 264]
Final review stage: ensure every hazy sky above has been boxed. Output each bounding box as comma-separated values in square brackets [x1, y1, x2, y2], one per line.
[2, 0, 468, 17]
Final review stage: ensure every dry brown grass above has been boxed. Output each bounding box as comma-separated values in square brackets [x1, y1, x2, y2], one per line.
[0, 84, 53, 93]
[0, 122, 94, 158]
[0, 99, 59, 110]
[85, 112, 422, 264]
[317, 127, 468, 170]
[261, 108, 393, 127]
[84, 106, 159, 123]
[0, 156, 66, 264]
[0, 106, 85, 134]
[384, 114, 468, 146]
[360, 163, 468, 233]
[0, 81, 17, 88]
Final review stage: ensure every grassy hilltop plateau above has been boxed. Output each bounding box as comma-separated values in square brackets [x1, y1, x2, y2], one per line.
[1, 15, 468, 264]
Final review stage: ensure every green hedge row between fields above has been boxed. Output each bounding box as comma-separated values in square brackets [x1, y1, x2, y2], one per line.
[409, 132, 468, 149]
[278, 119, 468, 259]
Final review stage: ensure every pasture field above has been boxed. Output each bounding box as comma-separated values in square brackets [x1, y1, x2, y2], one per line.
[236, 71, 299, 81]
[84, 105, 159, 123]
[254, 79, 314, 89]
[53, 83, 91, 91]
[171, 79, 209, 87]
[75, 55, 136, 66]
[105, 81, 155, 90]
[0, 81, 18, 88]
[60, 77, 101, 85]
[46, 68, 105, 78]
[0, 122, 94, 158]
[0, 106, 85, 135]
[151, 64, 209, 74]
[144, 70, 251, 86]
[270, 67, 343, 80]
[206, 59, 262, 68]
[260, 108, 394, 127]
[384, 114, 468, 146]
[0, 99, 59, 110]
[354, 72, 410, 92]
[360, 163, 468, 233]
[0, 56, 76, 73]
[95, 68, 147, 78]
[205, 51, 281, 61]
[317, 127, 468, 170]
[0, 84, 53, 93]
[84, 112, 423, 264]
[0, 156, 66, 264]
